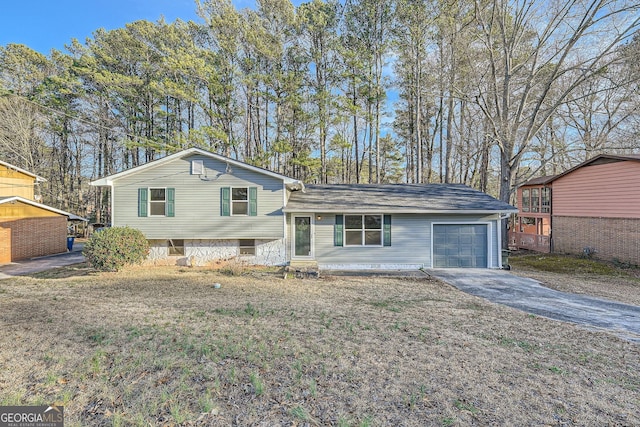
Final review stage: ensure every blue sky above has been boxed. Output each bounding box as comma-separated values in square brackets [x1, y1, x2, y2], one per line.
[0, 0, 209, 54]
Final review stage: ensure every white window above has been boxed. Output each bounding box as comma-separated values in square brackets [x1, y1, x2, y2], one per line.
[344, 215, 382, 246]
[232, 188, 248, 215]
[149, 188, 166, 216]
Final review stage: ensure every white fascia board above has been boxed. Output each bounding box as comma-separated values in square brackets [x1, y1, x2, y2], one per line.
[90, 147, 302, 187]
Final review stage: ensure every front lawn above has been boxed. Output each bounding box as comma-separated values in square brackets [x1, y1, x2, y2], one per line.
[510, 252, 640, 306]
[0, 267, 638, 426]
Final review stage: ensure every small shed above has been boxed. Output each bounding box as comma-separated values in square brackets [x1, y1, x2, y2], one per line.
[0, 196, 86, 263]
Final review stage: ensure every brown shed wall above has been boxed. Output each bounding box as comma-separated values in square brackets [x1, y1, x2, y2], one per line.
[553, 216, 640, 265]
[552, 161, 640, 218]
[0, 227, 10, 264]
[0, 216, 67, 261]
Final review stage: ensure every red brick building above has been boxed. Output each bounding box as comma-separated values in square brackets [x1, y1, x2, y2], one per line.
[510, 154, 640, 265]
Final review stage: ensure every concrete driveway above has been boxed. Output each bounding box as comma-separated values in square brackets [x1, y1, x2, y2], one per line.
[0, 244, 85, 279]
[428, 268, 640, 342]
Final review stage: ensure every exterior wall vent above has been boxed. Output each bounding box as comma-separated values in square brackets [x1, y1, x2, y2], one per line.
[191, 160, 204, 175]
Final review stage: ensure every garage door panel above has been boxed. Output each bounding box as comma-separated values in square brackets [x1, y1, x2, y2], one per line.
[460, 258, 473, 268]
[458, 247, 473, 256]
[433, 224, 488, 268]
[459, 235, 473, 245]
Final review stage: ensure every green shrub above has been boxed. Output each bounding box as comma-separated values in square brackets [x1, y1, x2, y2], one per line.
[83, 226, 149, 271]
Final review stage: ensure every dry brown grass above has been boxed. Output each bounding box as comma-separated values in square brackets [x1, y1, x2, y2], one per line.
[0, 266, 638, 426]
[509, 252, 640, 306]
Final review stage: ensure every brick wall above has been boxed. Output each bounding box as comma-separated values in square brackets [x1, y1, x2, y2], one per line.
[553, 216, 640, 265]
[0, 216, 67, 261]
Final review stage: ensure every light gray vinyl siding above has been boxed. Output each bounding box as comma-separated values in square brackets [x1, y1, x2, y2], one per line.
[113, 154, 285, 239]
[304, 213, 501, 268]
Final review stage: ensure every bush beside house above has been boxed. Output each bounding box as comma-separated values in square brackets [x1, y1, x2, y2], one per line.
[83, 226, 149, 271]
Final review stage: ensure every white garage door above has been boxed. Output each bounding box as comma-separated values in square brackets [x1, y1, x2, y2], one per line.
[433, 224, 488, 268]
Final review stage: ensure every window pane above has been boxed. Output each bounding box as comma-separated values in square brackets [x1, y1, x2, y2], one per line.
[345, 230, 362, 245]
[364, 231, 381, 245]
[232, 201, 248, 215]
[541, 188, 551, 213]
[345, 215, 362, 229]
[522, 189, 530, 212]
[364, 215, 381, 229]
[531, 188, 539, 212]
[150, 201, 165, 216]
[150, 188, 165, 201]
[232, 188, 248, 200]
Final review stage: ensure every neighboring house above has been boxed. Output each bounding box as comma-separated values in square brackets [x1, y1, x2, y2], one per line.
[510, 175, 554, 253]
[509, 154, 640, 264]
[0, 159, 46, 200]
[91, 148, 517, 269]
[0, 160, 83, 263]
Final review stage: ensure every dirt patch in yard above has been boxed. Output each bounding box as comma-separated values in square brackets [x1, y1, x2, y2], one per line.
[509, 252, 640, 306]
[0, 266, 638, 426]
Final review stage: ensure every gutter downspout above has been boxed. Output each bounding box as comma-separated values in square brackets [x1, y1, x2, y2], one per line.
[498, 212, 513, 269]
[548, 186, 553, 253]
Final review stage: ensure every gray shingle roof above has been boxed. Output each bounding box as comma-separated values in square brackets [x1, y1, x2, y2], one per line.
[520, 175, 557, 186]
[284, 184, 518, 213]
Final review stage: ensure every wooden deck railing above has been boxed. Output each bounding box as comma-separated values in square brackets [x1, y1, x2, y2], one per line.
[508, 232, 550, 253]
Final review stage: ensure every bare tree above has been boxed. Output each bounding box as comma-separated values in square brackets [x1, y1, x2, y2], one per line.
[470, 0, 640, 242]
[0, 95, 46, 173]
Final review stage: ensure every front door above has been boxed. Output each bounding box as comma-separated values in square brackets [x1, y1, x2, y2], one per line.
[293, 215, 313, 258]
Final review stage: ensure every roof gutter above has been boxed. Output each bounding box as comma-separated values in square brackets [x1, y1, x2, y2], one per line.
[282, 208, 520, 214]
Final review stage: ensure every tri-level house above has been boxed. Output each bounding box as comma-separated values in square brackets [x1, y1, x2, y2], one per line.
[0, 160, 81, 263]
[91, 148, 518, 269]
[510, 154, 640, 265]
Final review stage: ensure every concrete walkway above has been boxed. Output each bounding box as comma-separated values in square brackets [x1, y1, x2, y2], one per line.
[428, 268, 640, 342]
[0, 243, 85, 279]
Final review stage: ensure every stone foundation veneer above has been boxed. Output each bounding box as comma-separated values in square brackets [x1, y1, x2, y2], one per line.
[319, 264, 425, 270]
[146, 238, 287, 266]
[553, 216, 640, 265]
